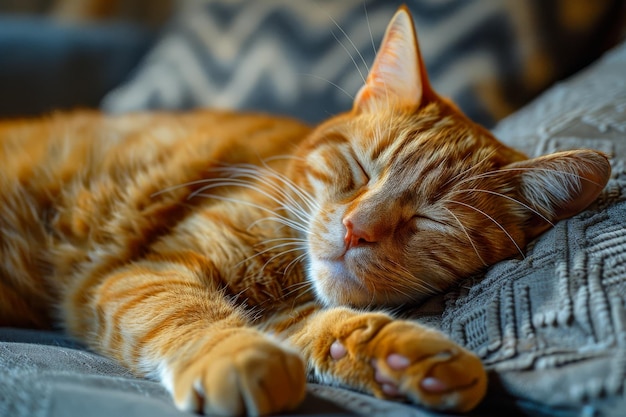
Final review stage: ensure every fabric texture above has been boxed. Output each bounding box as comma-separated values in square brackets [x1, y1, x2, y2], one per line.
[407, 39, 626, 417]
[1, 36, 626, 417]
[101, 0, 622, 127]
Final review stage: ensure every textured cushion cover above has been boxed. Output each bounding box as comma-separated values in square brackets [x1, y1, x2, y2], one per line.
[2, 3, 626, 417]
[408, 40, 626, 417]
[2, 36, 625, 417]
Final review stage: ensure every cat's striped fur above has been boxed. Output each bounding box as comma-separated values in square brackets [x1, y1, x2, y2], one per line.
[0, 7, 610, 417]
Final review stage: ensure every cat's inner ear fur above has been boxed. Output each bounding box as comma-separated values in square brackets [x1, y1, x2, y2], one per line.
[508, 149, 611, 238]
[353, 5, 434, 113]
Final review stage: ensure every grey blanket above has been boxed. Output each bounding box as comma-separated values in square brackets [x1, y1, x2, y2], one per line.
[2, 39, 626, 417]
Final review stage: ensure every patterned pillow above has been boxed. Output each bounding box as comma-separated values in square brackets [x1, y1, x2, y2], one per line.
[102, 0, 622, 127]
[406, 40, 626, 416]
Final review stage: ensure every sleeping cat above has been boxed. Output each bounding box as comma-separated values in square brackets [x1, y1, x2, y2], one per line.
[0, 6, 611, 417]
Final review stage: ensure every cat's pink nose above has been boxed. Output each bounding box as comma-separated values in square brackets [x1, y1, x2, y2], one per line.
[343, 218, 375, 249]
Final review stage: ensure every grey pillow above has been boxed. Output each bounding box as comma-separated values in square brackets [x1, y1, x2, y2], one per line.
[2, 38, 625, 417]
[406, 39, 626, 417]
[102, 0, 621, 128]
[1, 9, 625, 417]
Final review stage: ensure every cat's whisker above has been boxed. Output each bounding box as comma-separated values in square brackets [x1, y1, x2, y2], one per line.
[281, 280, 309, 293]
[257, 237, 308, 245]
[190, 178, 312, 227]
[171, 164, 319, 256]
[258, 247, 307, 276]
[260, 154, 306, 164]
[218, 163, 322, 220]
[282, 281, 317, 306]
[193, 192, 285, 221]
[442, 207, 488, 267]
[257, 160, 323, 214]
[441, 149, 497, 190]
[283, 253, 309, 279]
[236, 241, 306, 269]
[281, 279, 312, 300]
[193, 188, 307, 237]
[363, 2, 377, 56]
[249, 216, 311, 237]
[329, 13, 370, 75]
[452, 188, 554, 226]
[385, 260, 440, 296]
[445, 199, 526, 259]
[248, 242, 306, 260]
[301, 74, 355, 100]
[216, 164, 293, 201]
[456, 166, 604, 189]
[150, 178, 218, 198]
[190, 176, 286, 209]
[327, 17, 367, 84]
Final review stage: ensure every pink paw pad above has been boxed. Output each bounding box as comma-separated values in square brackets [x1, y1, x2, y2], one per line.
[386, 353, 410, 370]
[376, 353, 449, 396]
[330, 340, 347, 360]
[421, 376, 449, 393]
[370, 354, 411, 398]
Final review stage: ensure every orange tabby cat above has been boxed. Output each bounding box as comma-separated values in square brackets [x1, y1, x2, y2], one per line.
[0, 6, 610, 417]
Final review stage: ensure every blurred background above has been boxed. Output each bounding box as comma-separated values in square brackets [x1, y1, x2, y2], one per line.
[0, 0, 625, 127]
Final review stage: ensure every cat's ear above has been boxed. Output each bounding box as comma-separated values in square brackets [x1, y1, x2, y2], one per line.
[508, 150, 611, 238]
[353, 5, 434, 113]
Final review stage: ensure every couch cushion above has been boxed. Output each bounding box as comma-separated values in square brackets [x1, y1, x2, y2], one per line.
[102, 0, 622, 127]
[406, 38, 626, 417]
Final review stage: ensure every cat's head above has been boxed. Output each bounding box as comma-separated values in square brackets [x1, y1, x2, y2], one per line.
[291, 6, 611, 308]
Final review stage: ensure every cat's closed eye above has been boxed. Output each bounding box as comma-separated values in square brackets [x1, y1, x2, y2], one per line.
[412, 214, 448, 232]
[345, 152, 369, 189]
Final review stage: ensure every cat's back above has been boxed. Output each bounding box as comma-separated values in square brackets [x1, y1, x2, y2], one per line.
[0, 110, 310, 183]
[0, 110, 311, 238]
[0, 110, 311, 327]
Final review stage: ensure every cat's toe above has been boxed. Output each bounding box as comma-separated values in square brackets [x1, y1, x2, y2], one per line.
[169, 329, 306, 416]
[370, 323, 487, 412]
[424, 354, 486, 411]
[374, 350, 486, 411]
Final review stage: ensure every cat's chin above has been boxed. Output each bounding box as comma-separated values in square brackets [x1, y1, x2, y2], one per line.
[308, 259, 377, 307]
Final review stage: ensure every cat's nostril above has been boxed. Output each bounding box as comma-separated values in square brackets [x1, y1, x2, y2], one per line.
[343, 218, 375, 249]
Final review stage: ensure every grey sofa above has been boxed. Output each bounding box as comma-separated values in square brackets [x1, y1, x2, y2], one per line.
[1, 2, 626, 416]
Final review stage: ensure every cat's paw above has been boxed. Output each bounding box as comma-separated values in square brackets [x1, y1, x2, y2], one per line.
[166, 329, 306, 417]
[329, 313, 487, 412]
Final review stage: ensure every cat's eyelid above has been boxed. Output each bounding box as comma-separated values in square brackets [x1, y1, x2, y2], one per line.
[412, 214, 448, 231]
[347, 150, 369, 184]
[354, 157, 369, 181]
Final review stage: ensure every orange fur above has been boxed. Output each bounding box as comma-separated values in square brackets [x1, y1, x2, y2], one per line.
[0, 7, 610, 417]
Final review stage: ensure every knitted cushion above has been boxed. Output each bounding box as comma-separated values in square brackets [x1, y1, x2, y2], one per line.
[406, 40, 626, 417]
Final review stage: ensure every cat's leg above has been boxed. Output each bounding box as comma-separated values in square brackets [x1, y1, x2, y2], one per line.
[281, 306, 487, 412]
[67, 259, 306, 417]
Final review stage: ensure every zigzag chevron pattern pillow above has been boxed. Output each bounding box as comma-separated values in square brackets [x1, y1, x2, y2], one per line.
[102, 0, 620, 127]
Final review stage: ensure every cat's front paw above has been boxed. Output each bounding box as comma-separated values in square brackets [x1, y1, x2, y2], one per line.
[166, 329, 306, 417]
[329, 313, 487, 412]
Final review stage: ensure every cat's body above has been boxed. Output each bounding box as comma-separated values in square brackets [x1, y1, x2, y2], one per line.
[0, 7, 611, 417]
[0, 110, 313, 329]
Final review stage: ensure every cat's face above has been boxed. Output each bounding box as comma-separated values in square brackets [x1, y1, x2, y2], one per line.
[299, 100, 529, 307]
[291, 6, 610, 308]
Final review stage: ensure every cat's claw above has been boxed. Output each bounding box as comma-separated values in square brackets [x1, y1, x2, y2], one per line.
[373, 324, 486, 412]
[328, 317, 487, 413]
[169, 329, 306, 417]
